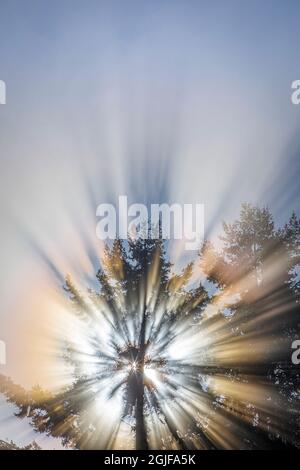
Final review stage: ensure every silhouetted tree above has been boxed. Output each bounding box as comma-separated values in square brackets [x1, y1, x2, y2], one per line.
[200, 204, 300, 441]
[1, 205, 299, 450]
[1, 235, 208, 449]
[0, 439, 41, 450]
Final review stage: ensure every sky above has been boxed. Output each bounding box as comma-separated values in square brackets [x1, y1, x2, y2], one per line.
[0, 0, 300, 447]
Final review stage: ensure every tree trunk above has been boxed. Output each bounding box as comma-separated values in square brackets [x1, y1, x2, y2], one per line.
[135, 369, 148, 450]
[135, 300, 148, 450]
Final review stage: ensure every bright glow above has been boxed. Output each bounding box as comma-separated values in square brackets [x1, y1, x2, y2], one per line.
[144, 367, 159, 385]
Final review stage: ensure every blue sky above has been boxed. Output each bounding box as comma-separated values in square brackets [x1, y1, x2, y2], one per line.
[1, 0, 300, 375]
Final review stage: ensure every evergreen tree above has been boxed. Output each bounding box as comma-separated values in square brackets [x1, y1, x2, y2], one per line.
[1, 205, 299, 449]
[1, 236, 208, 450]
